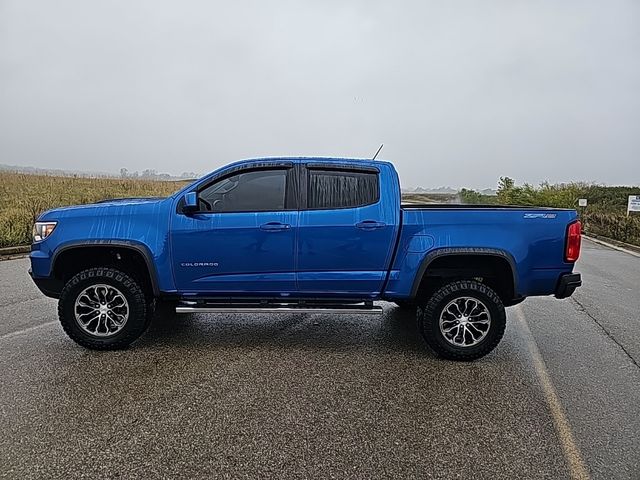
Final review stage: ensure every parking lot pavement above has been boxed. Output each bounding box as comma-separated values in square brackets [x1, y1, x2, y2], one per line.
[1, 238, 639, 479]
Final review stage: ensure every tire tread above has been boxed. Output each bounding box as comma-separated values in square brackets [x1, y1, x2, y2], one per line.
[58, 267, 148, 350]
[418, 280, 506, 361]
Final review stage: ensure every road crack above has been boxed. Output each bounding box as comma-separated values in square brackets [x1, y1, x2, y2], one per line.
[571, 297, 640, 370]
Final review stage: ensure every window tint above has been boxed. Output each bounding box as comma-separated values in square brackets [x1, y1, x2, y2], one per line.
[307, 169, 379, 209]
[199, 169, 288, 212]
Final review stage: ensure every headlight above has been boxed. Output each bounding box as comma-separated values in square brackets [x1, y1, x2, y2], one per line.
[33, 222, 57, 242]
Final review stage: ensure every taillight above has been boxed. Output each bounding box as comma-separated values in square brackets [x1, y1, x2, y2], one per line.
[565, 221, 582, 262]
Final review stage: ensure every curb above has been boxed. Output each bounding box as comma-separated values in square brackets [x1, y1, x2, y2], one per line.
[584, 235, 640, 258]
[0, 245, 30, 261]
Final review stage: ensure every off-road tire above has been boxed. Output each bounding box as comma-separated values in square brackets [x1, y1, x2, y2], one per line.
[58, 267, 148, 350]
[417, 280, 506, 361]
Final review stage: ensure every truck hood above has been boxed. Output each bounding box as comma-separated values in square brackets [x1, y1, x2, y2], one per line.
[38, 197, 168, 219]
[93, 197, 167, 206]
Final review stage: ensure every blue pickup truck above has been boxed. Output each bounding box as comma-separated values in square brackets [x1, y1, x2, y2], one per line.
[29, 157, 582, 360]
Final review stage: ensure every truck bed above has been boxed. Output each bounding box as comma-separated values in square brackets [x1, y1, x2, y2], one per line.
[382, 204, 579, 300]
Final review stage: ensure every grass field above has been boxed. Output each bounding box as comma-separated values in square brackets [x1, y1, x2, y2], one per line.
[0, 172, 188, 248]
[401, 192, 459, 204]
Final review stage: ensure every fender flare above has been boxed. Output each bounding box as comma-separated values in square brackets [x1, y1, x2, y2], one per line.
[410, 247, 518, 299]
[51, 240, 160, 296]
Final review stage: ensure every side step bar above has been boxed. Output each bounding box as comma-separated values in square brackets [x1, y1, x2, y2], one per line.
[175, 301, 383, 315]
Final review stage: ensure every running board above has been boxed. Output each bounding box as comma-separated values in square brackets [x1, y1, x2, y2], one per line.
[175, 301, 383, 315]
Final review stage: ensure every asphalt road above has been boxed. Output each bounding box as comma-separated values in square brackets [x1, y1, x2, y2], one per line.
[1, 238, 639, 479]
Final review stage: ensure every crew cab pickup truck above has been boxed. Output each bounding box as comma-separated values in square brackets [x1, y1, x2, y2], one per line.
[29, 158, 582, 360]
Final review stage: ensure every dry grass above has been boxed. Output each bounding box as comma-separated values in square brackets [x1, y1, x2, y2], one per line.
[582, 211, 640, 246]
[401, 192, 459, 204]
[0, 172, 188, 247]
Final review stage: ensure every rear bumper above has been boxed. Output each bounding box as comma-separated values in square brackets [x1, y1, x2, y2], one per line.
[555, 272, 582, 299]
[29, 269, 63, 299]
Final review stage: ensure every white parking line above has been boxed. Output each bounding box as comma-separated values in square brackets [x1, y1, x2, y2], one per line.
[514, 306, 590, 480]
[0, 321, 57, 341]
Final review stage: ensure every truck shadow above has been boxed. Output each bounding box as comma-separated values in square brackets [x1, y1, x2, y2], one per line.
[139, 303, 432, 355]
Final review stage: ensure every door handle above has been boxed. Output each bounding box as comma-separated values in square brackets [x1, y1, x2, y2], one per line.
[355, 220, 386, 230]
[260, 222, 291, 232]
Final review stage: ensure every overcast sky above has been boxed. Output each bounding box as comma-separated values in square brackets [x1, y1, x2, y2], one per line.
[1, 0, 638, 189]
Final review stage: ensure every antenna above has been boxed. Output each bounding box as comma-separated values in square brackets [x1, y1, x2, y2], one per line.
[372, 144, 384, 160]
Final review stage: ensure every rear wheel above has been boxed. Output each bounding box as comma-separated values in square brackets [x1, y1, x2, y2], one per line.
[417, 280, 506, 361]
[58, 267, 148, 350]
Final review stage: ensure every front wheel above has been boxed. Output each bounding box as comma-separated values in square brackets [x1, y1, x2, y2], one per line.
[418, 280, 506, 361]
[58, 268, 149, 350]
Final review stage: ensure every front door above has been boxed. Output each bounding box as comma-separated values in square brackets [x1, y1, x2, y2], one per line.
[171, 165, 298, 295]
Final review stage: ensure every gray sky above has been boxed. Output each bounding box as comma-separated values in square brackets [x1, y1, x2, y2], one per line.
[1, 0, 639, 189]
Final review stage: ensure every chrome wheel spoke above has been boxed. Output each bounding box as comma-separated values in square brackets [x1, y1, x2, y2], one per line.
[442, 323, 459, 334]
[74, 284, 129, 337]
[439, 296, 491, 348]
[445, 302, 462, 317]
[107, 311, 125, 326]
[79, 312, 99, 326]
[77, 300, 95, 309]
[469, 318, 490, 325]
[463, 299, 477, 315]
[466, 322, 484, 339]
[109, 297, 126, 308]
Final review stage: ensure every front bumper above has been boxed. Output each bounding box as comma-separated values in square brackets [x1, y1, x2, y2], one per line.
[29, 269, 63, 299]
[555, 273, 582, 299]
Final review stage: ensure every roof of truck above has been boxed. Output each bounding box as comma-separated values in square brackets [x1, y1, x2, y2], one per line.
[239, 156, 392, 165]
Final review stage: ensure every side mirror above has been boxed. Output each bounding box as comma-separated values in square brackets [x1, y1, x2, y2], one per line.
[182, 192, 198, 214]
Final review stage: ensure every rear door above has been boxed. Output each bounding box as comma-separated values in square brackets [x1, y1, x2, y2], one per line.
[296, 163, 399, 296]
[171, 163, 298, 295]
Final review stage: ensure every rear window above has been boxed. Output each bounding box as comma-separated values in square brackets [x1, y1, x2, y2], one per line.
[307, 169, 379, 209]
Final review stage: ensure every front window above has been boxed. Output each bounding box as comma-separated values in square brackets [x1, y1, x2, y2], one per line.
[198, 169, 288, 212]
